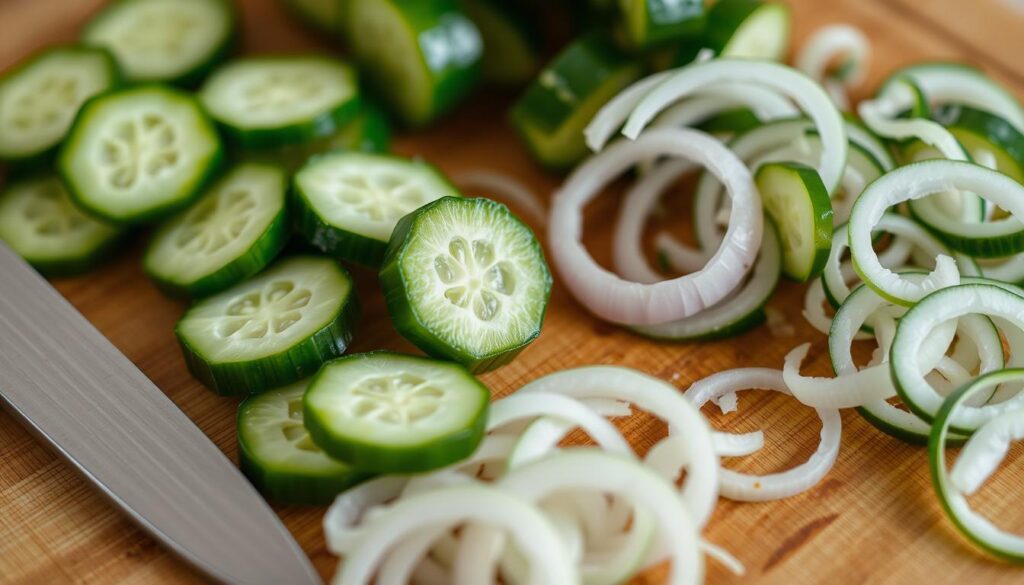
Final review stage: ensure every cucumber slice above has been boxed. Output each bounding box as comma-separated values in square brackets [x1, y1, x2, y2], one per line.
[294, 152, 460, 267]
[199, 56, 361, 149]
[238, 378, 370, 505]
[0, 175, 122, 276]
[460, 0, 540, 87]
[82, 0, 236, 86]
[696, 107, 762, 136]
[304, 351, 490, 473]
[511, 34, 642, 170]
[380, 197, 551, 372]
[280, 0, 345, 36]
[0, 45, 119, 164]
[176, 255, 359, 395]
[933, 103, 1024, 182]
[673, 0, 791, 66]
[616, 0, 704, 52]
[344, 0, 482, 127]
[755, 161, 832, 281]
[908, 193, 1024, 258]
[144, 163, 289, 298]
[58, 84, 223, 225]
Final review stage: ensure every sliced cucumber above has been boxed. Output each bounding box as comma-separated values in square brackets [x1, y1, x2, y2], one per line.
[908, 194, 1024, 258]
[0, 175, 122, 276]
[280, 0, 345, 36]
[82, 0, 236, 86]
[696, 107, 762, 136]
[176, 255, 359, 396]
[755, 162, 832, 281]
[673, 0, 791, 66]
[294, 152, 460, 267]
[144, 163, 289, 298]
[380, 197, 551, 372]
[200, 56, 361, 149]
[616, 0, 705, 52]
[511, 34, 642, 170]
[58, 84, 223, 225]
[0, 45, 119, 164]
[460, 0, 540, 87]
[933, 103, 1024, 182]
[344, 0, 482, 127]
[304, 351, 490, 473]
[238, 378, 370, 505]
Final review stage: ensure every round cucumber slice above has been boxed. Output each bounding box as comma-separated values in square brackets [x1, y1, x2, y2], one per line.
[344, 0, 482, 127]
[238, 378, 370, 505]
[200, 56, 361, 149]
[176, 255, 359, 396]
[755, 161, 833, 281]
[58, 84, 223, 225]
[144, 163, 290, 298]
[82, 0, 236, 86]
[304, 351, 490, 473]
[673, 0, 791, 66]
[933, 103, 1024, 182]
[0, 175, 122, 276]
[294, 152, 460, 267]
[0, 45, 120, 164]
[511, 34, 642, 170]
[380, 197, 551, 373]
[617, 0, 704, 52]
[280, 0, 345, 36]
[459, 0, 540, 86]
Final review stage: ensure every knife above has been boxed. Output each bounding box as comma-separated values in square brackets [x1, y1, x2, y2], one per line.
[0, 242, 321, 585]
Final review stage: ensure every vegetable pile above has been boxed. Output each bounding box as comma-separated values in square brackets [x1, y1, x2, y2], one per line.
[3, 0, 1024, 583]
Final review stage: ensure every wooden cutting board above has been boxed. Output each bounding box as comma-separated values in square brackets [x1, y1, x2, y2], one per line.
[2, 0, 1024, 583]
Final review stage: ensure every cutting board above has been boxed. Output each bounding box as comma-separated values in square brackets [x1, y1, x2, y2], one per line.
[3, 0, 1024, 583]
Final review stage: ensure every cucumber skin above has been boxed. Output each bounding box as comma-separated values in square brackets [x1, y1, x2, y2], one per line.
[58, 84, 226, 226]
[143, 167, 291, 298]
[620, 0, 705, 52]
[82, 0, 239, 88]
[303, 351, 491, 474]
[176, 262, 360, 396]
[0, 45, 122, 166]
[22, 232, 126, 278]
[673, 0, 770, 66]
[629, 308, 767, 342]
[935, 103, 1024, 177]
[458, 0, 541, 87]
[908, 202, 1024, 259]
[758, 161, 833, 282]
[379, 197, 551, 373]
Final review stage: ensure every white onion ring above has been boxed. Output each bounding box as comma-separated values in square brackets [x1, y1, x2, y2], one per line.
[454, 169, 547, 226]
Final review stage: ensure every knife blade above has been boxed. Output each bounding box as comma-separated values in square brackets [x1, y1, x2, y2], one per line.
[0, 242, 321, 585]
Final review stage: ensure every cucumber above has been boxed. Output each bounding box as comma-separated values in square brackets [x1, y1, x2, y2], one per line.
[344, 0, 482, 127]
[280, 0, 345, 36]
[933, 103, 1024, 182]
[616, 0, 705, 52]
[0, 175, 122, 276]
[0, 45, 120, 164]
[82, 0, 236, 86]
[755, 161, 833, 281]
[199, 56, 361, 149]
[144, 163, 290, 298]
[511, 34, 642, 170]
[176, 255, 359, 396]
[696, 107, 762, 136]
[293, 152, 460, 267]
[238, 378, 370, 506]
[380, 197, 551, 373]
[673, 0, 791, 66]
[304, 351, 490, 473]
[459, 0, 540, 87]
[58, 84, 223, 225]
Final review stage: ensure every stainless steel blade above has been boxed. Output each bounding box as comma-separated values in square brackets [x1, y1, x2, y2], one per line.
[0, 242, 321, 585]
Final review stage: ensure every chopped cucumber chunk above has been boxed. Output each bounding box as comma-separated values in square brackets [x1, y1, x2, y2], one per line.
[0, 45, 119, 163]
[674, 0, 791, 65]
[200, 55, 361, 148]
[82, 0, 236, 86]
[0, 175, 122, 276]
[294, 152, 459, 266]
[176, 255, 359, 395]
[344, 0, 482, 127]
[618, 0, 705, 52]
[511, 34, 642, 170]
[304, 351, 490, 473]
[58, 84, 223, 225]
[755, 161, 832, 281]
[144, 163, 289, 298]
[459, 0, 540, 86]
[238, 379, 370, 505]
[280, 0, 345, 36]
[380, 197, 551, 372]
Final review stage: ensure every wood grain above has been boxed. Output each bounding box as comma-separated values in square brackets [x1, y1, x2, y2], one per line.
[1, 0, 1024, 583]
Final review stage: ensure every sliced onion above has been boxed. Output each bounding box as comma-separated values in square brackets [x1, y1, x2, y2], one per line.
[796, 25, 870, 88]
[453, 169, 547, 226]
[324, 476, 408, 555]
[549, 127, 762, 325]
[585, 70, 676, 152]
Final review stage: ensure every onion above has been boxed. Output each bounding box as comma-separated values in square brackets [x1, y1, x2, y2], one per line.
[453, 169, 547, 226]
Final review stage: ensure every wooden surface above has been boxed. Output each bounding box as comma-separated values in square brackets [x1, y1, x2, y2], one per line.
[2, 0, 1024, 583]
